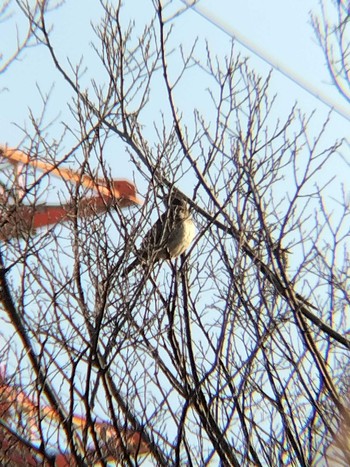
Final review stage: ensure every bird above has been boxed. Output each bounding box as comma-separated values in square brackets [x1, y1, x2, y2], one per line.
[122, 195, 195, 277]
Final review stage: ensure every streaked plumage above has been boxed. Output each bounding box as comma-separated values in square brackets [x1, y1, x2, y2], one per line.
[122, 197, 195, 277]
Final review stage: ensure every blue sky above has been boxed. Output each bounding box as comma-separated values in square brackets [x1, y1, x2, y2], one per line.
[1, 0, 348, 213]
[1, 0, 349, 154]
[184, 0, 350, 120]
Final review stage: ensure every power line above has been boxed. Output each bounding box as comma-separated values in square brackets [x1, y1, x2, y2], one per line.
[180, 0, 350, 122]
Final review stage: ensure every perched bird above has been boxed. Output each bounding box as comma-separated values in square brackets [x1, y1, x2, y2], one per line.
[122, 196, 195, 277]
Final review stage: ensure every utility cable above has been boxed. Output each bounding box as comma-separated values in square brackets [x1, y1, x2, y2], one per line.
[180, 0, 350, 122]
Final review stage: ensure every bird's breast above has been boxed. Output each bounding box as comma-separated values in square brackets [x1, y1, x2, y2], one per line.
[167, 217, 196, 257]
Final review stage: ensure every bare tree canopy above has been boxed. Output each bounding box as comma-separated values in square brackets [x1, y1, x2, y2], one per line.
[312, 0, 350, 103]
[0, 1, 349, 465]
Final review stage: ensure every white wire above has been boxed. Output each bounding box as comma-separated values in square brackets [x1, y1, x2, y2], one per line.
[180, 0, 350, 122]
